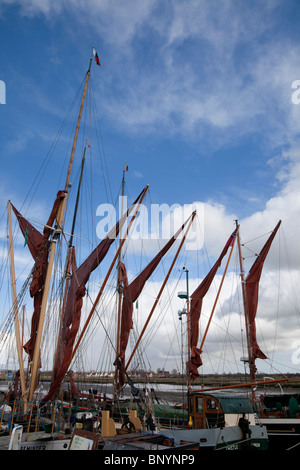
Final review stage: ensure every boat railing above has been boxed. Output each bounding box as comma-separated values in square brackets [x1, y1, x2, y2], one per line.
[0, 399, 61, 437]
[154, 415, 188, 431]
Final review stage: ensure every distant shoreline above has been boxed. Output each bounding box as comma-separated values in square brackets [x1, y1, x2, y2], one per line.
[2, 373, 299, 389]
[71, 374, 300, 389]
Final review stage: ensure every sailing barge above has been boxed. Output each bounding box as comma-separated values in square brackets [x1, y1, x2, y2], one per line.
[0, 53, 278, 451]
[181, 218, 300, 450]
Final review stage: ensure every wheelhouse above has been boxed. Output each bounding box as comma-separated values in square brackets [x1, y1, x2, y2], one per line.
[187, 391, 255, 429]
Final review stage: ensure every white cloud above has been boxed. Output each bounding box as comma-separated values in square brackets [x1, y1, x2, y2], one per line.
[4, 0, 300, 146]
[1, 0, 300, 378]
[0, 0, 63, 18]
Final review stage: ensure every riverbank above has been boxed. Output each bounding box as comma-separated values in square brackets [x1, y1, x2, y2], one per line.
[57, 372, 300, 388]
[2, 372, 299, 388]
[0, 372, 300, 388]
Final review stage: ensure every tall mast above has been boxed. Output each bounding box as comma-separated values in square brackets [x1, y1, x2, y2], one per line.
[28, 59, 92, 402]
[114, 169, 126, 393]
[235, 220, 256, 402]
[7, 201, 27, 403]
[116, 170, 126, 357]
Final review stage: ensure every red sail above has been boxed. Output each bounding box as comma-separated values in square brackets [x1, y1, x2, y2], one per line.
[69, 370, 84, 398]
[41, 189, 146, 403]
[11, 191, 66, 361]
[245, 220, 281, 360]
[116, 221, 189, 388]
[115, 262, 130, 388]
[189, 228, 238, 381]
[41, 216, 126, 403]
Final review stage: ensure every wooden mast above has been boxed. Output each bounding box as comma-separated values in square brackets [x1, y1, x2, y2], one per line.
[125, 210, 197, 371]
[28, 59, 92, 402]
[114, 169, 126, 394]
[7, 201, 27, 403]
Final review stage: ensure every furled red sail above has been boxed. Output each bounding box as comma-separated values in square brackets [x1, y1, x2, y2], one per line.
[245, 220, 281, 360]
[41, 189, 146, 403]
[11, 191, 66, 361]
[189, 228, 238, 381]
[115, 220, 189, 389]
[68, 370, 85, 398]
[115, 261, 129, 388]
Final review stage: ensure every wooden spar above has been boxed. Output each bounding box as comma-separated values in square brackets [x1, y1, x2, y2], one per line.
[235, 220, 256, 402]
[70, 184, 149, 362]
[125, 210, 197, 371]
[193, 377, 300, 394]
[28, 59, 92, 402]
[22, 306, 25, 356]
[198, 225, 239, 355]
[7, 201, 27, 403]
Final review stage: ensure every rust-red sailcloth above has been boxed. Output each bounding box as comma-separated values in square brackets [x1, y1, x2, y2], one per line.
[68, 370, 85, 397]
[189, 228, 238, 381]
[116, 221, 189, 389]
[41, 218, 125, 403]
[245, 220, 281, 360]
[11, 191, 66, 361]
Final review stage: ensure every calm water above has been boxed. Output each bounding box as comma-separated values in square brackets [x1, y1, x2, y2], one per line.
[37, 381, 300, 405]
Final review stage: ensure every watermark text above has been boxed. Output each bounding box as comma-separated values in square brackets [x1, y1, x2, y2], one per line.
[291, 80, 300, 104]
[0, 80, 6, 104]
[291, 340, 300, 364]
[96, 197, 204, 251]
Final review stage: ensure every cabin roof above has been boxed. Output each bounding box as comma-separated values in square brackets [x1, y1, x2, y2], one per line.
[188, 391, 254, 414]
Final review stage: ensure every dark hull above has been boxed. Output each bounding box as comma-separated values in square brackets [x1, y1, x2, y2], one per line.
[260, 418, 300, 450]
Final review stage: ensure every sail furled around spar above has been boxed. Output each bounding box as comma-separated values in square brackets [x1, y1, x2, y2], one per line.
[41, 189, 146, 404]
[11, 191, 66, 362]
[244, 220, 281, 360]
[115, 219, 190, 389]
[189, 228, 238, 381]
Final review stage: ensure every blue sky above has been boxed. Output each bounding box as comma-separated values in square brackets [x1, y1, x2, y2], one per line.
[1, 0, 299, 214]
[1, 1, 300, 376]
